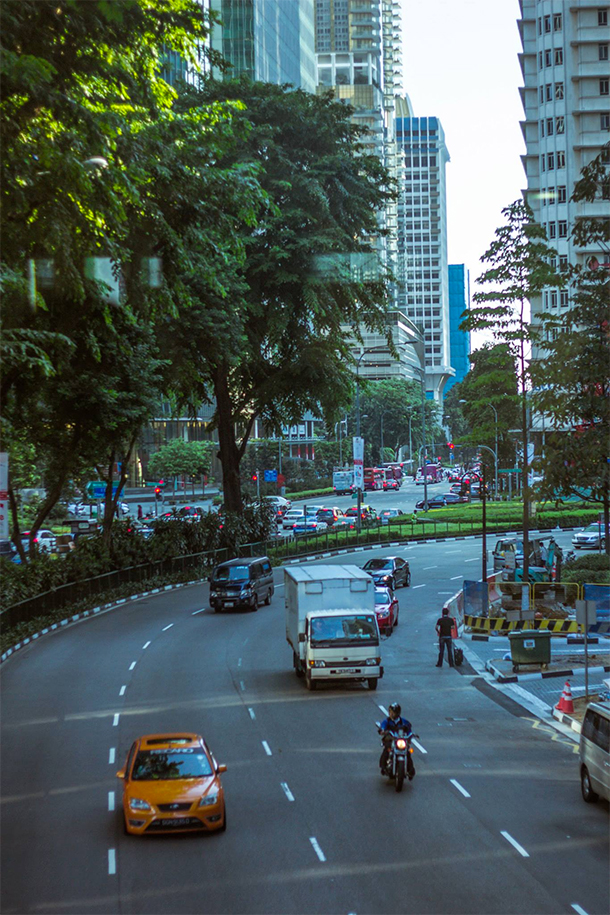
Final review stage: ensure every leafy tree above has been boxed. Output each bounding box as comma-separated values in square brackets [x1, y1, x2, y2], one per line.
[461, 200, 563, 580]
[148, 440, 213, 488]
[445, 344, 520, 475]
[166, 78, 396, 514]
[532, 144, 610, 549]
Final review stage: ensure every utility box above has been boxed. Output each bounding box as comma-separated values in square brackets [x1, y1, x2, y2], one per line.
[508, 630, 551, 672]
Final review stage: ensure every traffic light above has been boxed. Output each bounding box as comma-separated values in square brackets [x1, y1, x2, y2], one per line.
[252, 473, 258, 482]
[154, 486, 161, 498]
[447, 442, 454, 450]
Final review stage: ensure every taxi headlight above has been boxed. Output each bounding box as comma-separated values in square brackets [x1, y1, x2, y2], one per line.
[199, 792, 219, 807]
[366, 657, 380, 666]
[129, 797, 152, 811]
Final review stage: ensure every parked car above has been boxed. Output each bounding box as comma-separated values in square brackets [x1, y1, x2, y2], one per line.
[209, 556, 274, 612]
[21, 529, 57, 553]
[374, 586, 399, 632]
[0, 539, 17, 561]
[362, 556, 411, 589]
[579, 701, 610, 803]
[572, 523, 606, 551]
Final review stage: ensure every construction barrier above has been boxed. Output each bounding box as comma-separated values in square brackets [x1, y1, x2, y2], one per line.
[464, 614, 581, 634]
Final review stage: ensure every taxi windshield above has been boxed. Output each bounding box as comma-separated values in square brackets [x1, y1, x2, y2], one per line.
[214, 565, 249, 582]
[132, 749, 213, 780]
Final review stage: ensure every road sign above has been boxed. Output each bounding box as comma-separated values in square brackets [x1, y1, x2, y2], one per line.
[264, 470, 278, 482]
[498, 468, 522, 474]
[353, 436, 364, 490]
[86, 481, 119, 500]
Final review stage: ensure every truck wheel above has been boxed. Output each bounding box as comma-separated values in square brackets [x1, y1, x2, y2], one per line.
[368, 678, 378, 691]
[306, 674, 316, 691]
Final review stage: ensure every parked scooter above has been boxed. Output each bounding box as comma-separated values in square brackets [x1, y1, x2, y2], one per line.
[376, 722, 417, 793]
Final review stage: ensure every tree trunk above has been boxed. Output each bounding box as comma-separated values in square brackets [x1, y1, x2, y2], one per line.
[604, 480, 609, 557]
[213, 365, 243, 515]
[8, 484, 27, 563]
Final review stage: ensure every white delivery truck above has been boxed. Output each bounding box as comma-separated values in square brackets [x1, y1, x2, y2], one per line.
[285, 564, 382, 691]
[333, 469, 354, 495]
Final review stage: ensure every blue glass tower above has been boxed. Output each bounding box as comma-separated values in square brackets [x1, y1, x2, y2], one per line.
[444, 264, 470, 393]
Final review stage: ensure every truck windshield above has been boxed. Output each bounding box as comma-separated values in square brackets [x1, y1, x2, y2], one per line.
[310, 615, 378, 646]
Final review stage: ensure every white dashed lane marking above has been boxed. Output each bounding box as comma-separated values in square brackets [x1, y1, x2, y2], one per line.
[109, 748, 116, 765]
[501, 830, 529, 858]
[112, 714, 120, 727]
[192, 608, 206, 615]
[309, 837, 326, 862]
[108, 849, 116, 875]
[281, 782, 295, 801]
[142, 641, 151, 650]
[108, 791, 115, 811]
[413, 584, 426, 589]
[161, 624, 173, 632]
[128, 662, 136, 671]
[119, 686, 126, 696]
[248, 708, 256, 720]
[450, 779, 471, 798]
[262, 741, 272, 756]
[571, 905, 589, 915]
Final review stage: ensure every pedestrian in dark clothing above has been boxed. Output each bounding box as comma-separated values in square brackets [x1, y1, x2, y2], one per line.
[435, 607, 455, 667]
[137, 504, 143, 520]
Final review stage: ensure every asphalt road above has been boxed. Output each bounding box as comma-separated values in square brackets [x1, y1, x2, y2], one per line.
[1, 535, 608, 915]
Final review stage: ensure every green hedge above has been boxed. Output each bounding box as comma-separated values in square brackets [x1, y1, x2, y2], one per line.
[287, 488, 335, 501]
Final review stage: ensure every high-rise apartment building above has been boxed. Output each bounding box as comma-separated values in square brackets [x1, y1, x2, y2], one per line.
[518, 0, 610, 334]
[208, 0, 316, 91]
[315, 0, 424, 384]
[445, 265, 471, 393]
[395, 104, 454, 400]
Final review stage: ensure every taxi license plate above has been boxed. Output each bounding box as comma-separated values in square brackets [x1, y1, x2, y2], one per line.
[332, 668, 360, 675]
[224, 601, 234, 608]
[163, 818, 192, 827]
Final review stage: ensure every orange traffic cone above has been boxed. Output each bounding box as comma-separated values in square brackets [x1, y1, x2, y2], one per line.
[555, 680, 574, 714]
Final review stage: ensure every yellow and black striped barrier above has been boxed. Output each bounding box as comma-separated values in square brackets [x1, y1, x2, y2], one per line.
[464, 615, 581, 634]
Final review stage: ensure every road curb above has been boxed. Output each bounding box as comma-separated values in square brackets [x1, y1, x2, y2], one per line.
[485, 658, 610, 685]
[0, 577, 207, 667]
[552, 708, 583, 735]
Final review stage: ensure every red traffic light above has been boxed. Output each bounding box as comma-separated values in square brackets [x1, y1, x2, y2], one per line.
[252, 473, 258, 482]
[154, 486, 161, 495]
[447, 442, 454, 450]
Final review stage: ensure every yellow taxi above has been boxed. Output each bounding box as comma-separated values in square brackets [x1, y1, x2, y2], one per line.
[117, 733, 226, 835]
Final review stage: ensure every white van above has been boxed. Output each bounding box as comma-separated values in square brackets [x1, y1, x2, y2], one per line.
[579, 701, 610, 803]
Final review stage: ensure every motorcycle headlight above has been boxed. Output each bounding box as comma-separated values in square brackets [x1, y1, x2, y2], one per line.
[199, 792, 219, 808]
[129, 797, 152, 812]
[395, 739, 407, 750]
[365, 657, 380, 666]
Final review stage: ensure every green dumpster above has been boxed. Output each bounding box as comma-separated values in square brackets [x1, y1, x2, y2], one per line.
[508, 630, 552, 672]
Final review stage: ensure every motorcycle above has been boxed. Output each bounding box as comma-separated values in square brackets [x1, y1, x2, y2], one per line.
[376, 722, 417, 793]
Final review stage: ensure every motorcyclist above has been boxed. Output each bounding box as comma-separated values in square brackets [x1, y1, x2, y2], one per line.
[379, 702, 415, 780]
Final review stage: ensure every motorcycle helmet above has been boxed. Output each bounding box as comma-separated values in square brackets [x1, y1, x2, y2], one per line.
[388, 702, 401, 716]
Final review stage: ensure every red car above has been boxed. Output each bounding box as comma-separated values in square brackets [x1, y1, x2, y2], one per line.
[374, 587, 399, 631]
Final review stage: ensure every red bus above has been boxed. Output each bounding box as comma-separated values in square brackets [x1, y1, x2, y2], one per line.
[364, 467, 384, 491]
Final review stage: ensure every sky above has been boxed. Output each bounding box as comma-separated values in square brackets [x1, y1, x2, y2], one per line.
[400, 0, 525, 296]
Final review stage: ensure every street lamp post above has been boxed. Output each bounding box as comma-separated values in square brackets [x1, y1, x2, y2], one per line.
[460, 399, 499, 499]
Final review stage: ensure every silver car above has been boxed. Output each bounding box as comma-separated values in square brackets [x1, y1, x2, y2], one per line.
[580, 701, 610, 803]
[572, 523, 606, 551]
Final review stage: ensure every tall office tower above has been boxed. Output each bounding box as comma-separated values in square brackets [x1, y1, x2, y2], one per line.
[518, 0, 610, 340]
[208, 0, 316, 92]
[315, 0, 423, 384]
[444, 265, 471, 393]
[395, 102, 454, 401]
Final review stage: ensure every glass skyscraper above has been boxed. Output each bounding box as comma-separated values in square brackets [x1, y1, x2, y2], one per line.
[209, 0, 316, 92]
[444, 264, 470, 393]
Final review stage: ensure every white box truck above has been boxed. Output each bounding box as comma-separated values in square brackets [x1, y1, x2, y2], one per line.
[285, 564, 382, 691]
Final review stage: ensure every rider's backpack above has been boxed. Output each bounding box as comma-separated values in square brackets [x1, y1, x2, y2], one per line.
[453, 646, 464, 667]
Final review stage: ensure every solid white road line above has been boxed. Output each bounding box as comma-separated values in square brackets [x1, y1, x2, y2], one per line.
[192, 608, 206, 615]
[464, 558, 478, 563]
[450, 779, 471, 798]
[142, 641, 151, 649]
[423, 566, 438, 570]
[109, 748, 116, 765]
[413, 584, 426, 589]
[239, 680, 246, 691]
[108, 849, 116, 875]
[119, 686, 126, 696]
[411, 738, 427, 755]
[309, 837, 326, 862]
[501, 830, 530, 857]
[162, 624, 173, 632]
[248, 707, 256, 720]
[112, 714, 120, 727]
[108, 791, 115, 811]
[128, 662, 136, 671]
[281, 782, 295, 802]
[571, 904, 589, 915]
[450, 575, 462, 580]
[262, 741, 272, 756]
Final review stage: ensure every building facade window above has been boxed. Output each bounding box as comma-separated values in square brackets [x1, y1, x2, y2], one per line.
[547, 188, 556, 204]
[540, 119, 545, 138]
[556, 115, 565, 133]
[555, 82, 564, 99]
[598, 9, 608, 27]
[599, 44, 609, 60]
[557, 150, 566, 168]
[560, 290, 569, 307]
[553, 13, 562, 31]
[600, 79, 609, 96]
[547, 152, 555, 170]
[559, 254, 568, 269]
[538, 50, 543, 69]
[558, 220, 567, 237]
[544, 15, 551, 32]
[550, 290, 558, 307]
[558, 186, 567, 203]
[554, 48, 563, 66]
[548, 222, 556, 238]
[602, 114, 610, 131]
[545, 49, 552, 67]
